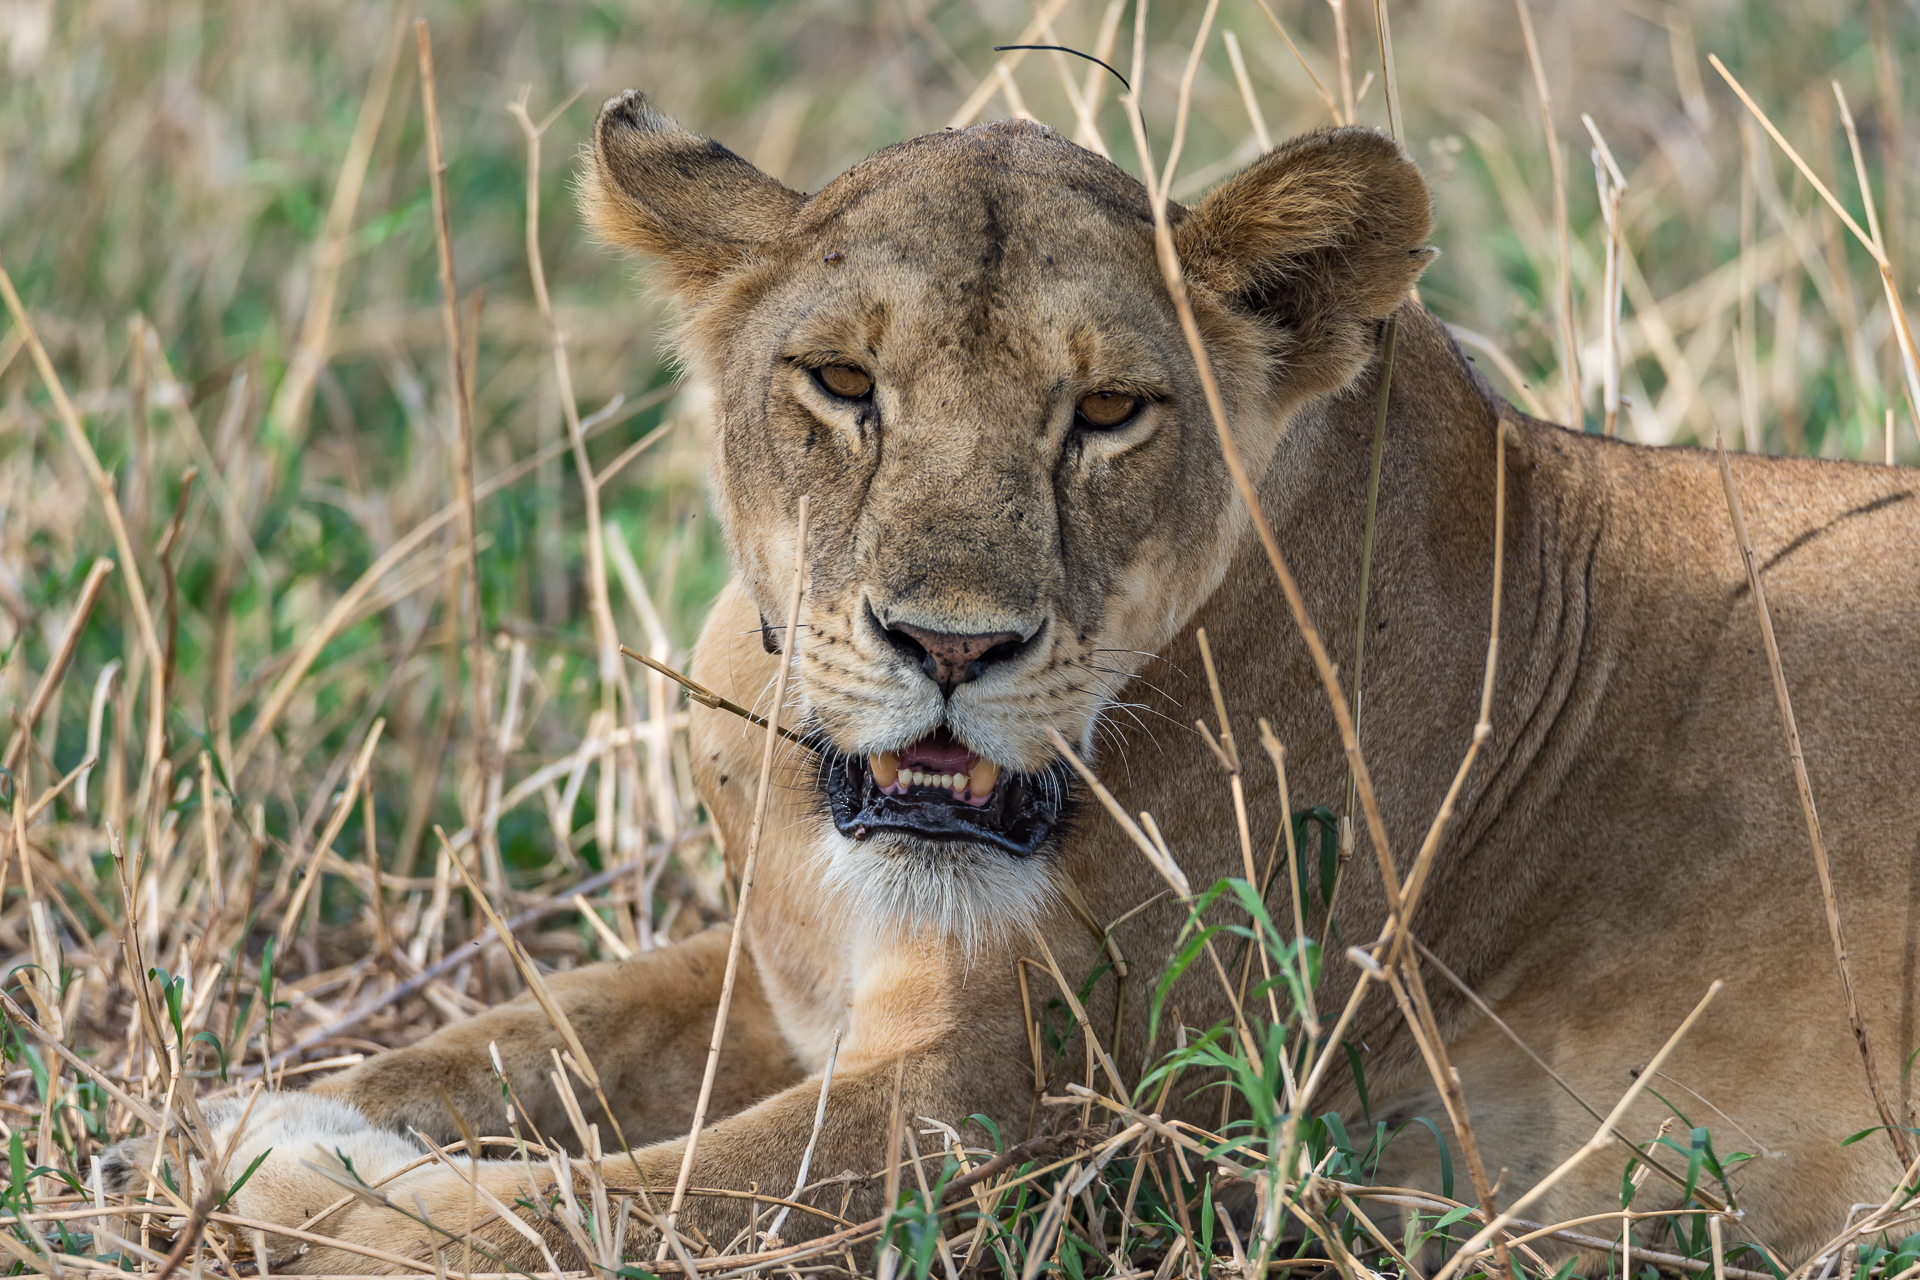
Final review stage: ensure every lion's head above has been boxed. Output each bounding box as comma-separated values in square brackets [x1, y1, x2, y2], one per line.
[585, 92, 1433, 935]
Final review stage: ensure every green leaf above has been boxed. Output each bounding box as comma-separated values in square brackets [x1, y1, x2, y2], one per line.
[1343, 1042, 1371, 1126]
[149, 967, 187, 1047]
[1408, 1116, 1454, 1201]
[1683, 1126, 1707, 1203]
[23, 1164, 85, 1196]
[219, 1148, 273, 1210]
[8, 1128, 27, 1202]
[192, 1031, 230, 1082]
[968, 1114, 1005, 1153]
[1289, 808, 1339, 908]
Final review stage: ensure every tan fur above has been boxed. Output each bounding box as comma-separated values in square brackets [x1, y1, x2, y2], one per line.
[105, 95, 1920, 1268]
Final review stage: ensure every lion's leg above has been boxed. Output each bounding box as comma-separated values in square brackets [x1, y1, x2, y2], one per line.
[312, 925, 802, 1149]
[101, 1053, 972, 1275]
[101, 941, 1034, 1275]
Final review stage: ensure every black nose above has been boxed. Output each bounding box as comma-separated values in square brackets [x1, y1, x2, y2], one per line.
[883, 621, 1028, 695]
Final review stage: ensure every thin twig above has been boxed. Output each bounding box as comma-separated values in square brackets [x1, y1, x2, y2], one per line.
[658, 497, 809, 1258]
[619, 646, 809, 746]
[1515, 0, 1580, 425]
[276, 719, 384, 956]
[763, 1029, 841, 1245]
[2, 558, 114, 775]
[0, 263, 169, 815]
[1709, 56, 1920, 430]
[1714, 435, 1912, 1167]
[264, 14, 407, 446]
[255, 859, 639, 1071]
[416, 20, 493, 789]
[1119, 80, 1404, 939]
[1583, 114, 1628, 438]
[232, 385, 671, 772]
[1428, 981, 1723, 1280]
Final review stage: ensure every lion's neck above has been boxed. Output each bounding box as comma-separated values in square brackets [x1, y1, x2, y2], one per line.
[1117, 301, 1620, 1038]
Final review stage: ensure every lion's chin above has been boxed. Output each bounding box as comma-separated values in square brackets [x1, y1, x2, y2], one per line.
[816, 829, 1060, 951]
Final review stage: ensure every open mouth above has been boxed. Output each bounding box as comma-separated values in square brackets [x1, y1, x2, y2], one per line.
[823, 727, 1068, 858]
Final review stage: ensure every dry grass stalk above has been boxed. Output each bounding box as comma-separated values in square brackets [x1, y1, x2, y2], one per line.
[438, 827, 602, 1093]
[1583, 115, 1628, 437]
[1340, 313, 1398, 861]
[1026, 925, 1131, 1106]
[1257, 723, 1319, 1035]
[509, 84, 651, 911]
[547, 371, 619, 706]
[263, 15, 407, 449]
[762, 1030, 841, 1247]
[1246, 0, 1340, 125]
[0, 264, 169, 796]
[1023, 4, 1108, 159]
[1157, 0, 1220, 195]
[1380, 963, 1503, 1259]
[1221, 31, 1273, 152]
[620, 645, 809, 747]
[415, 20, 493, 800]
[945, 0, 1072, 129]
[1370, 0, 1401, 142]
[276, 718, 386, 955]
[1514, 0, 1580, 425]
[1449, 327, 1550, 418]
[231, 386, 667, 774]
[1710, 56, 1920, 437]
[1429, 980, 1724, 1280]
[1121, 82, 1405, 935]
[1738, 120, 1764, 454]
[1714, 432, 1912, 1168]
[1325, 0, 1356, 125]
[3, 557, 113, 786]
[1413, 936, 1723, 1211]
[658, 496, 809, 1258]
[1045, 726, 1188, 897]
[1193, 627, 1283, 1030]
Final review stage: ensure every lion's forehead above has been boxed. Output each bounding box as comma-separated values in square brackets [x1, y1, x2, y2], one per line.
[783, 128, 1161, 298]
[798, 118, 1155, 233]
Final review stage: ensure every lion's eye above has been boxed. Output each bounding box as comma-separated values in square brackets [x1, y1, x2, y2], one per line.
[814, 365, 874, 400]
[1076, 391, 1141, 429]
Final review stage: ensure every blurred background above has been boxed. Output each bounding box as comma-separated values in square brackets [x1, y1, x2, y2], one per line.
[0, 0, 1913, 1088]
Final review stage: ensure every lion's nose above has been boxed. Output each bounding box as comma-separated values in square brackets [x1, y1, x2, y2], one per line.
[883, 622, 1028, 695]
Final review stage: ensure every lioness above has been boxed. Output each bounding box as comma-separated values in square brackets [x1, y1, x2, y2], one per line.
[104, 93, 1920, 1268]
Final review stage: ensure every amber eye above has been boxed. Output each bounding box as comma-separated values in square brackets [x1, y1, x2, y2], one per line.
[1076, 390, 1141, 429]
[814, 365, 874, 400]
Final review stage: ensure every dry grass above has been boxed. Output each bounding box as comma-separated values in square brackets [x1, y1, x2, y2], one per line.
[2, 0, 1918, 1277]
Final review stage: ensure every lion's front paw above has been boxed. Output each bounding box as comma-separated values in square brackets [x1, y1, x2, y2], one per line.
[94, 1092, 426, 1211]
[95, 1133, 161, 1196]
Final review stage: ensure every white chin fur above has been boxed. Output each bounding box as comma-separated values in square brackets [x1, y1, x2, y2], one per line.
[818, 829, 1057, 951]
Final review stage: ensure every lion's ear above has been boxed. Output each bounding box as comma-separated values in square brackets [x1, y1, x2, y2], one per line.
[583, 91, 803, 293]
[1175, 126, 1436, 394]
